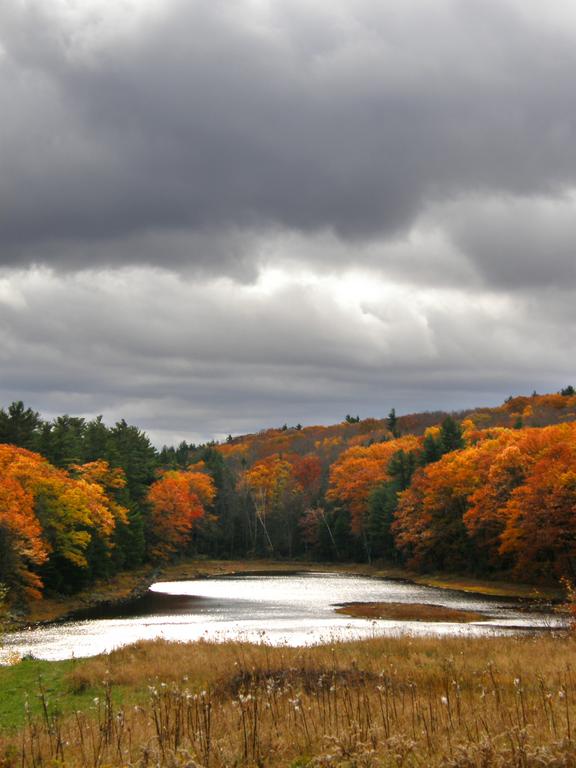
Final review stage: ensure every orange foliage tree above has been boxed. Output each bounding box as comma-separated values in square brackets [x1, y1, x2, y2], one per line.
[393, 445, 491, 571]
[290, 454, 322, 504]
[463, 440, 526, 566]
[327, 436, 420, 534]
[496, 425, 576, 580]
[147, 469, 216, 559]
[462, 425, 576, 578]
[0, 474, 47, 599]
[393, 423, 576, 581]
[0, 445, 128, 599]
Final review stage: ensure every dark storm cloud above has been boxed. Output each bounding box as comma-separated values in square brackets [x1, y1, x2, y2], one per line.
[2, 0, 576, 444]
[1, 0, 576, 282]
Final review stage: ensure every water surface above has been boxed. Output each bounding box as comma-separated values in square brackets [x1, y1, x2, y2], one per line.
[2, 572, 564, 661]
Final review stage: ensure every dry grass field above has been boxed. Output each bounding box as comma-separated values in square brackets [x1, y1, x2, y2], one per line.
[2, 631, 576, 767]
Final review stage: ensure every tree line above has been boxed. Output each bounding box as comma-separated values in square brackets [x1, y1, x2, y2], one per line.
[1, 392, 576, 604]
[0, 402, 217, 601]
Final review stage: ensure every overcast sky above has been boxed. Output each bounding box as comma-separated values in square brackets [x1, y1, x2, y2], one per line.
[1, 0, 575, 446]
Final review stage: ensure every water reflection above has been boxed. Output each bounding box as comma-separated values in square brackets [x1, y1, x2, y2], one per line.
[2, 572, 565, 661]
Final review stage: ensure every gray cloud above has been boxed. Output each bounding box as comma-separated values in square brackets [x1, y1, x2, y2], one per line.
[1, 0, 576, 283]
[439, 195, 576, 289]
[1, 1, 575, 442]
[0, 267, 573, 444]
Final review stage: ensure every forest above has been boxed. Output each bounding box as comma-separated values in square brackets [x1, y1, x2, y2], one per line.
[2, 389, 576, 605]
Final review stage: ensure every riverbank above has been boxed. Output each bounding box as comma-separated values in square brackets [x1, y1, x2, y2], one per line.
[155, 559, 563, 600]
[6, 566, 160, 629]
[9, 558, 564, 629]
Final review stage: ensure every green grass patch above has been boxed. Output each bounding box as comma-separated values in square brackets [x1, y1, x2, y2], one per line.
[0, 657, 125, 733]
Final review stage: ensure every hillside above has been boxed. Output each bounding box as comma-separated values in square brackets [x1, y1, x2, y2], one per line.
[2, 390, 576, 609]
[215, 391, 576, 466]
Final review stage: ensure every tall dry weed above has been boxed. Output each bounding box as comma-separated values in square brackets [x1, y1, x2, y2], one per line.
[3, 634, 576, 767]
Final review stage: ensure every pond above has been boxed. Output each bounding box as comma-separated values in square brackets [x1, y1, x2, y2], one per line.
[1, 572, 565, 661]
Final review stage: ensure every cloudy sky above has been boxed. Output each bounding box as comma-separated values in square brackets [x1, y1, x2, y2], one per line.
[1, 0, 575, 446]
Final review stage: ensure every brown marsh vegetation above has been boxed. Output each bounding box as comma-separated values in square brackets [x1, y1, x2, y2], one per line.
[2, 632, 576, 766]
[335, 602, 486, 623]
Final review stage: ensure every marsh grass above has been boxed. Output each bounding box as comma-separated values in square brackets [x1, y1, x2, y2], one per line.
[335, 602, 486, 623]
[3, 634, 576, 766]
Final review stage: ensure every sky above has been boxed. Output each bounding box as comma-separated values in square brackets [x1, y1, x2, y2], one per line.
[1, 0, 575, 446]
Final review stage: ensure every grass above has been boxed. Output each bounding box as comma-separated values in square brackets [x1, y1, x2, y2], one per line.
[0, 658, 114, 732]
[2, 633, 576, 765]
[335, 602, 487, 623]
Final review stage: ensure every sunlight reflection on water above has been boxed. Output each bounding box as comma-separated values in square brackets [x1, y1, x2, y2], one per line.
[2, 572, 566, 661]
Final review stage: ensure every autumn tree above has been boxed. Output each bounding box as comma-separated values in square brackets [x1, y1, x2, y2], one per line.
[393, 447, 484, 571]
[276, 453, 324, 557]
[0, 474, 48, 599]
[463, 439, 526, 568]
[147, 469, 215, 560]
[0, 445, 129, 597]
[68, 460, 133, 577]
[241, 455, 293, 554]
[495, 425, 576, 580]
[328, 436, 420, 536]
[500, 462, 576, 580]
[392, 424, 576, 581]
[34, 463, 129, 592]
[291, 454, 323, 505]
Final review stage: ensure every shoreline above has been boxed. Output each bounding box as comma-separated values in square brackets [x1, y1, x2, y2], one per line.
[8, 558, 565, 630]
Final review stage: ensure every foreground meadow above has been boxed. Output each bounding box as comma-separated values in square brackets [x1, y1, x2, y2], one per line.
[2, 632, 576, 767]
